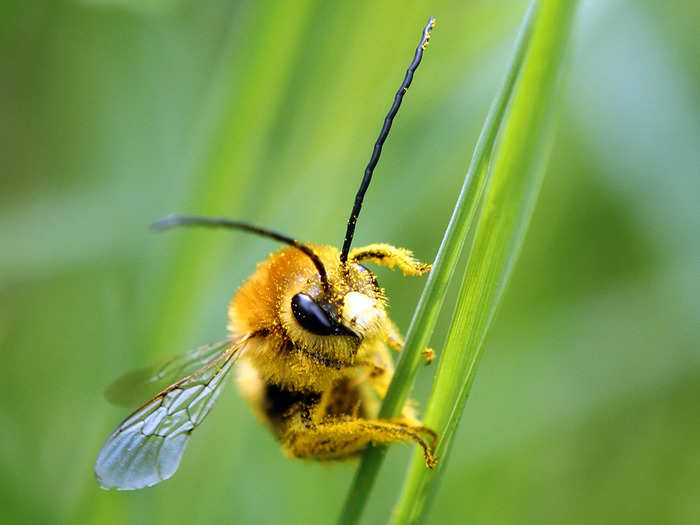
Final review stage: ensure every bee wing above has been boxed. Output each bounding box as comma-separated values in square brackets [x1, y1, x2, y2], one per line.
[104, 338, 238, 408]
[95, 336, 249, 490]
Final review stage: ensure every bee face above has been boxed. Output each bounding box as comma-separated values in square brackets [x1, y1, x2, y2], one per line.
[283, 258, 386, 355]
[341, 291, 387, 338]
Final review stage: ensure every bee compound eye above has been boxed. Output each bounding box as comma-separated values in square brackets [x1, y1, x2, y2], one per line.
[291, 293, 334, 336]
[355, 263, 379, 288]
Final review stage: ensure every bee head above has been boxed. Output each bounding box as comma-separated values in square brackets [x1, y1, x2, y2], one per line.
[280, 249, 387, 359]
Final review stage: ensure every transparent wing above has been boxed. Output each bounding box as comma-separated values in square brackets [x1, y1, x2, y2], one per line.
[95, 337, 248, 490]
[104, 339, 237, 408]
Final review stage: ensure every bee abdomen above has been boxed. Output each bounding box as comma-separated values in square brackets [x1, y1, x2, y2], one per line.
[262, 382, 321, 434]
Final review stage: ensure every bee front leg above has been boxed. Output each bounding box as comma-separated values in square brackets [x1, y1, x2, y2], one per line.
[383, 320, 434, 364]
[348, 243, 431, 276]
[282, 416, 438, 468]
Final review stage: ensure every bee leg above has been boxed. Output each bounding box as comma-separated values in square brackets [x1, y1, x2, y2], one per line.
[382, 321, 434, 364]
[348, 243, 431, 276]
[391, 419, 439, 446]
[384, 319, 405, 351]
[357, 342, 420, 424]
[282, 417, 438, 468]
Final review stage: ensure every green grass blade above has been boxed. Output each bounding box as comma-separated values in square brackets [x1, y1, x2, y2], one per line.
[337, 4, 541, 524]
[390, 1, 579, 523]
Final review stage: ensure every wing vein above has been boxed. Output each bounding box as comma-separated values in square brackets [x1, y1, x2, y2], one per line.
[95, 334, 252, 490]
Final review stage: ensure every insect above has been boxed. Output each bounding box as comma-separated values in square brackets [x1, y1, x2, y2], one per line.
[95, 16, 437, 490]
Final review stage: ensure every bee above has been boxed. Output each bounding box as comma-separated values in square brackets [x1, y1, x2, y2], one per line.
[95, 16, 437, 490]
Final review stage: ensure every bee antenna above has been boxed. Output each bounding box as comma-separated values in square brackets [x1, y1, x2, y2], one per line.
[339, 16, 435, 263]
[152, 214, 329, 288]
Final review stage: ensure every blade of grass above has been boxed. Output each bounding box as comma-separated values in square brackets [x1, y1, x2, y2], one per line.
[390, 1, 579, 523]
[338, 5, 541, 524]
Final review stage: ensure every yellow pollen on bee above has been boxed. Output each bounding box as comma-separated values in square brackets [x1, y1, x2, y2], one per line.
[342, 292, 382, 334]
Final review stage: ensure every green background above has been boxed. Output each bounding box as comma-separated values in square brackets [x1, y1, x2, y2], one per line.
[1, 1, 698, 524]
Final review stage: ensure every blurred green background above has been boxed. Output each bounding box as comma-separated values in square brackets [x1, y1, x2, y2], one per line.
[1, 1, 698, 524]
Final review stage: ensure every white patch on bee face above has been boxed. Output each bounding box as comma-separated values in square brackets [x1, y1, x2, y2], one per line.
[342, 292, 385, 337]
